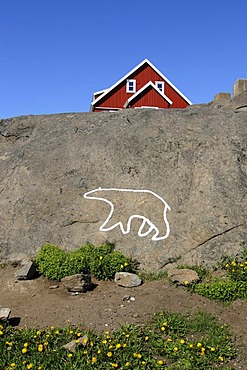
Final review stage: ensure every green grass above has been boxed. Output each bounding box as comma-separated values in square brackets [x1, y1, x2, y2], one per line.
[0, 311, 237, 370]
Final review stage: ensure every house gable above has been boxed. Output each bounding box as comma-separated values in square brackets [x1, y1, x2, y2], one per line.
[91, 59, 191, 111]
[124, 81, 172, 108]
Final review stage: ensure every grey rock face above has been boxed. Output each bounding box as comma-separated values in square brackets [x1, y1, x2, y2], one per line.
[61, 274, 92, 292]
[115, 272, 142, 287]
[168, 269, 200, 285]
[0, 100, 247, 271]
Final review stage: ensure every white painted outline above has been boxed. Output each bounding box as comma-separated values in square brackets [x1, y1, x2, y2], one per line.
[84, 187, 171, 241]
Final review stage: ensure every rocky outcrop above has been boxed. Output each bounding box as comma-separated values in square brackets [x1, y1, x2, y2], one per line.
[0, 96, 247, 271]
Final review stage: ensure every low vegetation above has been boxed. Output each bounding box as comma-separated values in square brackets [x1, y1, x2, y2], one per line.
[35, 243, 135, 281]
[0, 311, 237, 370]
[180, 247, 247, 302]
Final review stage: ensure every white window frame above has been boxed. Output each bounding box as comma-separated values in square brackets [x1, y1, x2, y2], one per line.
[126, 79, 136, 93]
[155, 81, 165, 94]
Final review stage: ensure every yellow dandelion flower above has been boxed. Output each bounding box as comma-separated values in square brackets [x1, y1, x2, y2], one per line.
[210, 347, 216, 351]
[161, 326, 165, 331]
[27, 364, 33, 369]
[189, 344, 194, 348]
[157, 360, 163, 364]
[136, 353, 142, 359]
[68, 353, 73, 358]
[197, 342, 202, 348]
[50, 326, 54, 330]
[107, 351, 113, 357]
[92, 357, 97, 363]
[69, 330, 73, 334]
[116, 343, 121, 349]
[38, 344, 43, 352]
[145, 336, 149, 340]
[124, 262, 128, 266]
[55, 330, 59, 335]
[125, 362, 130, 366]
[109, 344, 113, 349]
[218, 356, 224, 362]
[111, 363, 118, 368]
[180, 339, 185, 344]
[0, 324, 3, 329]
[83, 337, 88, 345]
[10, 364, 16, 368]
[22, 348, 28, 354]
[167, 338, 172, 342]
[90, 341, 94, 346]
[99, 256, 103, 260]
[184, 280, 189, 285]
[23, 343, 29, 347]
[173, 347, 178, 351]
[125, 334, 130, 338]
[83, 350, 87, 354]
[44, 341, 48, 346]
[36, 330, 41, 335]
[142, 361, 146, 365]
[0, 330, 3, 335]
[120, 264, 124, 268]
[97, 349, 101, 354]
[102, 339, 107, 344]
[123, 343, 127, 347]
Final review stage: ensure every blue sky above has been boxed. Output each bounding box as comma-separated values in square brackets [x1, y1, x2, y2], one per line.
[1, 0, 247, 118]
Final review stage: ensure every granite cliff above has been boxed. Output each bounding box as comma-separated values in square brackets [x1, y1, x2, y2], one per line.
[0, 96, 247, 271]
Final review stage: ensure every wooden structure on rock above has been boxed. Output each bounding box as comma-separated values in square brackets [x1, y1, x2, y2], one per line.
[90, 59, 192, 112]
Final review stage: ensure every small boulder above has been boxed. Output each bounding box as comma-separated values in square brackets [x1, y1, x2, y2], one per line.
[0, 308, 11, 322]
[61, 274, 92, 292]
[115, 272, 142, 287]
[168, 268, 200, 285]
[15, 261, 38, 280]
[62, 335, 88, 352]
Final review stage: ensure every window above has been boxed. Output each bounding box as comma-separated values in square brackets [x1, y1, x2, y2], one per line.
[126, 79, 136, 93]
[155, 81, 164, 94]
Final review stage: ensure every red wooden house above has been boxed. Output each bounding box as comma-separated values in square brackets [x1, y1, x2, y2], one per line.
[90, 59, 192, 112]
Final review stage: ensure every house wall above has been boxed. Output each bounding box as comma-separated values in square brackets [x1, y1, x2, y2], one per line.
[93, 62, 189, 110]
[129, 86, 170, 108]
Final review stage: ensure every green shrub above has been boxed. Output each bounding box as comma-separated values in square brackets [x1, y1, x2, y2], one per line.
[221, 247, 247, 282]
[35, 243, 67, 280]
[194, 278, 247, 302]
[35, 242, 134, 281]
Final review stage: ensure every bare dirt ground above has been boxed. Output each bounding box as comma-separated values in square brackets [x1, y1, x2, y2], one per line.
[1, 265, 246, 368]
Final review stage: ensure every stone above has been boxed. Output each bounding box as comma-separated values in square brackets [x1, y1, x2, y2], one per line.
[61, 274, 92, 292]
[0, 106, 246, 271]
[115, 272, 142, 287]
[15, 261, 38, 280]
[233, 79, 247, 97]
[0, 308, 11, 322]
[168, 269, 200, 285]
[62, 335, 88, 352]
[214, 92, 231, 101]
